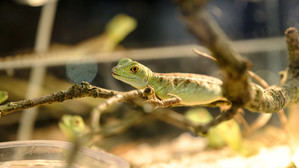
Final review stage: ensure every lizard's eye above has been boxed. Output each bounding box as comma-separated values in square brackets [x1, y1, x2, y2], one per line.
[74, 119, 80, 126]
[130, 66, 139, 73]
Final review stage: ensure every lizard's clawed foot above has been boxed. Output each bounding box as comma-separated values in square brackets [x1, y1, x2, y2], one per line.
[143, 86, 181, 108]
[143, 86, 156, 99]
[146, 94, 181, 108]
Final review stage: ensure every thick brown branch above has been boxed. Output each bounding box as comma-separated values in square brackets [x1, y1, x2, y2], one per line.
[176, 1, 252, 106]
[286, 27, 299, 70]
[244, 84, 289, 113]
[177, 1, 299, 114]
[245, 28, 299, 113]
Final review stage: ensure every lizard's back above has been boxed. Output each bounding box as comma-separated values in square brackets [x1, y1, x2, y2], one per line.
[150, 72, 226, 106]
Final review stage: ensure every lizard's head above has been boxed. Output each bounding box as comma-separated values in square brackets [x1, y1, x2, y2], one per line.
[58, 115, 86, 141]
[112, 58, 152, 89]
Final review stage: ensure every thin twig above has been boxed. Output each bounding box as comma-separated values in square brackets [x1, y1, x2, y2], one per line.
[234, 111, 250, 131]
[150, 99, 241, 135]
[193, 48, 269, 88]
[0, 82, 121, 116]
[201, 105, 241, 134]
[247, 71, 269, 88]
[192, 48, 216, 61]
[90, 90, 143, 131]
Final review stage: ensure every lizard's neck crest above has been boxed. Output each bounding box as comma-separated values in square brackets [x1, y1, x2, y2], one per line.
[148, 72, 162, 87]
[145, 68, 152, 85]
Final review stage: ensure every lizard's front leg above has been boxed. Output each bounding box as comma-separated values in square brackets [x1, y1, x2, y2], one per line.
[143, 86, 181, 108]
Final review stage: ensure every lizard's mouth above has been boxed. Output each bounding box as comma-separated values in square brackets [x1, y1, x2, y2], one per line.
[112, 72, 136, 80]
[112, 72, 133, 78]
[112, 72, 119, 76]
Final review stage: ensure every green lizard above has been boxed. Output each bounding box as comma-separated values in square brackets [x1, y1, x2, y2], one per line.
[112, 58, 229, 107]
[59, 115, 87, 141]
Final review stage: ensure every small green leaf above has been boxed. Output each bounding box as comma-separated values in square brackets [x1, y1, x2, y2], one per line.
[0, 91, 8, 104]
[185, 108, 245, 152]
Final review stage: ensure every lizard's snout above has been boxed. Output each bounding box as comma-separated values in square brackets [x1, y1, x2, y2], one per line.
[112, 66, 117, 73]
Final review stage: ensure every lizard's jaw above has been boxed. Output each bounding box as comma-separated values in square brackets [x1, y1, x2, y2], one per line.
[112, 72, 119, 76]
[112, 70, 148, 89]
[112, 72, 124, 81]
[112, 72, 135, 80]
[112, 74, 146, 89]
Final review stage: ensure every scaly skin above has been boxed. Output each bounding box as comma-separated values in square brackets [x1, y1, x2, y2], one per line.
[112, 58, 228, 106]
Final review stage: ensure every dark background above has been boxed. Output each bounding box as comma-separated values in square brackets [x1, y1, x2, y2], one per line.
[0, 0, 298, 56]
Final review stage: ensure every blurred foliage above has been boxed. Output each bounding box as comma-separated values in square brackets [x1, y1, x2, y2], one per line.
[58, 115, 87, 141]
[0, 91, 8, 104]
[186, 108, 254, 156]
[105, 14, 137, 51]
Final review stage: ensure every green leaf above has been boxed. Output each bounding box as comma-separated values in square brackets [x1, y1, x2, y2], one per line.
[0, 91, 8, 104]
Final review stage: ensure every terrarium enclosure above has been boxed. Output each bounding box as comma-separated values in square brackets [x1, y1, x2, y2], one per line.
[0, 0, 299, 167]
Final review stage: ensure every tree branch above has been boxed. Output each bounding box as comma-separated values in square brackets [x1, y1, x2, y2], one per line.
[245, 28, 299, 113]
[177, 1, 252, 105]
[176, 0, 299, 114]
[0, 82, 122, 117]
[90, 89, 143, 131]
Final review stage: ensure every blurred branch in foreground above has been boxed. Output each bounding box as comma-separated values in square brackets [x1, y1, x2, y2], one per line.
[0, 37, 285, 70]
